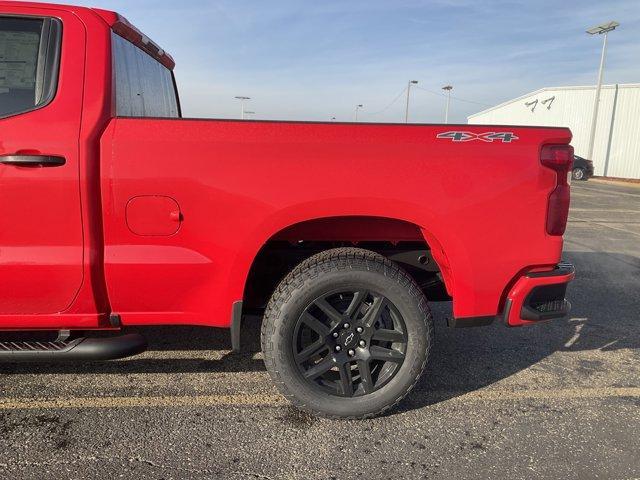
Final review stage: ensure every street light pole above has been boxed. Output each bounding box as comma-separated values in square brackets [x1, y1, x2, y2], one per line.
[355, 104, 363, 122]
[405, 80, 418, 123]
[234, 96, 251, 120]
[585, 21, 619, 161]
[442, 85, 453, 124]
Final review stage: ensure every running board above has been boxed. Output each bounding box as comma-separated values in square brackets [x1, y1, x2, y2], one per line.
[0, 334, 147, 363]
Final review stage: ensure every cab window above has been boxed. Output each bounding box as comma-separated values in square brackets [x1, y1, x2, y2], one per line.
[112, 32, 179, 118]
[0, 16, 61, 118]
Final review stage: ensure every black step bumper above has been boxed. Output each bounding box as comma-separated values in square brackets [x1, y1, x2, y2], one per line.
[503, 262, 575, 326]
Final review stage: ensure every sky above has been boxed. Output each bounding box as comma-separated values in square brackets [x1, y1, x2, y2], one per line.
[39, 0, 640, 123]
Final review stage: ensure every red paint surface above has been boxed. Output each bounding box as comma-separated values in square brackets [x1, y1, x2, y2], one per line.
[0, 1, 574, 331]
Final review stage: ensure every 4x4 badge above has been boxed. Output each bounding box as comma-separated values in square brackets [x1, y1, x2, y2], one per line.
[437, 131, 519, 143]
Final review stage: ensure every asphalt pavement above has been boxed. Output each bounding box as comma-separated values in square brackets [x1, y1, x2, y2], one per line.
[1, 179, 639, 479]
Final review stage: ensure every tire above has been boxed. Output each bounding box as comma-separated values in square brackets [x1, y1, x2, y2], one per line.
[572, 167, 586, 181]
[261, 247, 433, 419]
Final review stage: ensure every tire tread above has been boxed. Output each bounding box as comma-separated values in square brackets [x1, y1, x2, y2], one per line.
[261, 247, 433, 419]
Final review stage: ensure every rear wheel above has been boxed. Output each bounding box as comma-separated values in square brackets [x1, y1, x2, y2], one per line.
[572, 167, 586, 181]
[261, 247, 433, 419]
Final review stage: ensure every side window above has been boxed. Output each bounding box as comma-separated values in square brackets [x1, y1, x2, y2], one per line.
[0, 16, 61, 118]
[112, 32, 179, 118]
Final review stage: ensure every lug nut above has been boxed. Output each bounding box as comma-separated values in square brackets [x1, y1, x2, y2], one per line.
[359, 340, 366, 347]
[343, 323, 350, 329]
[335, 345, 341, 352]
[333, 332, 339, 338]
[348, 349, 356, 357]
[356, 327, 364, 333]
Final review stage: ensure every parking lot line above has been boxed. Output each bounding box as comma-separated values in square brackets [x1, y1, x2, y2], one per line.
[0, 387, 638, 411]
[0, 394, 287, 410]
[569, 208, 640, 213]
[575, 185, 640, 199]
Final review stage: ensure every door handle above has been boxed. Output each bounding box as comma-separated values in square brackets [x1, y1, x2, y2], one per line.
[0, 155, 66, 167]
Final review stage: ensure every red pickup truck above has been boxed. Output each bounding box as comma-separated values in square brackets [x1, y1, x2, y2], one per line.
[0, 2, 575, 418]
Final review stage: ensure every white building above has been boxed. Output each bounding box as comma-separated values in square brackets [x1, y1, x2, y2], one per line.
[468, 84, 640, 179]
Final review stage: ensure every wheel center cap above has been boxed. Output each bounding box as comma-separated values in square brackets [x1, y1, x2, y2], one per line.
[338, 329, 360, 348]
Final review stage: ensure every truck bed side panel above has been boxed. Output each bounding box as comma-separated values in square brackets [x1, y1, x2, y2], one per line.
[100, 119, 570, 327]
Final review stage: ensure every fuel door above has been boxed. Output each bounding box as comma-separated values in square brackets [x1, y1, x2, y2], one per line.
[126, 195, 182, 236]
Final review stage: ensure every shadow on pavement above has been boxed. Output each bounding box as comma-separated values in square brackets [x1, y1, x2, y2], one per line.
[1, 251, 638, 413]
[0, 322, 265, 375]
[401, 250, 640, 410]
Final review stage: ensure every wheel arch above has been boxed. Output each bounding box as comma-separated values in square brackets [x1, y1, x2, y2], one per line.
[225, 205, 458, 324]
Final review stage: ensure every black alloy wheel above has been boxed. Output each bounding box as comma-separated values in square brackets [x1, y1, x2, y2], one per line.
[293, 290, 408, 398]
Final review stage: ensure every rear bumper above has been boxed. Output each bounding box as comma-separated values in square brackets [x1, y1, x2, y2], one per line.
[502, 262, 575, 326]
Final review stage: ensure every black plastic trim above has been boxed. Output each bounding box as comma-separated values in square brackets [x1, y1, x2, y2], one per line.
[521, 300, 571, 321]
[521, 282, 571, 321]
[0, 334, 147, 363]
[171, 71, 182, 118]
[109, 314, 122, 328]
[526, 262, 575, 278]
[0, 155, 65, 167]
[501, 298, 513, 325]
[230, 301, 243, 353]
[448, 315, 496, 328]
[36, 18, 62, 108]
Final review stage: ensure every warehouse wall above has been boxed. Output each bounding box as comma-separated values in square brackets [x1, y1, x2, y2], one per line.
[468, 84, 640, 179]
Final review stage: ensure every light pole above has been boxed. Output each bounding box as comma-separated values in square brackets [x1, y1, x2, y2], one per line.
[442, 85, 453, 124]
[585, 21, 619, 161]
[405, 80, 418, 123]
[234, 96, 251, 119]
[355, 104, 363, 122]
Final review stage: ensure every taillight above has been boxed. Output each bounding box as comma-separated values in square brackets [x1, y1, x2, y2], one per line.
[541, 145, 573, 236]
